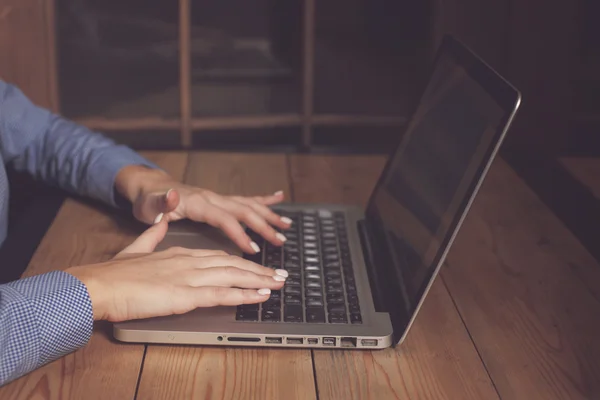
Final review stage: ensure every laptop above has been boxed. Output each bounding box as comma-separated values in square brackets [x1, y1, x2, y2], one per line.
[113, 35, 521, 349]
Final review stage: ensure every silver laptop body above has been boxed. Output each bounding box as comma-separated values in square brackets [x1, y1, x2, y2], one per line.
[113, 35, 521, 350]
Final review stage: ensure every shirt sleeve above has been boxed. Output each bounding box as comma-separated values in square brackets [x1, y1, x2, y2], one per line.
[0, 271, 93, 386]
[0, 80, 160, 207]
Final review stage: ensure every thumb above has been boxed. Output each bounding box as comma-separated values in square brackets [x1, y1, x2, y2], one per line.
[118, 218, 168, 255]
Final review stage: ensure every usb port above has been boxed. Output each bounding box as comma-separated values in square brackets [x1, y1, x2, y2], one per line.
[307, 338, 319, 345]
[323, 337, 336, 346]
[265, 337, 283, 344]
[286, 337, 303, 345]
[341, 337, 357, 348]
[360, 339, 378, 347]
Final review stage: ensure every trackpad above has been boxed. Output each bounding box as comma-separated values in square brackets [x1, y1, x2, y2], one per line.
[156, 221, 242, 255]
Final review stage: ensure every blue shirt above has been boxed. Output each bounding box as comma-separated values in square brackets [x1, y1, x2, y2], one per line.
[0, 81, 158, 386]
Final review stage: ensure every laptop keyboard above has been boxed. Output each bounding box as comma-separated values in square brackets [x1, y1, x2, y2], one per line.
[235, 210, 362, 324]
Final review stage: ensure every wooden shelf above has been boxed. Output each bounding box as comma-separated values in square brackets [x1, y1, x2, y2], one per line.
[74, 114, 406, 132]
[55, 0, 411, 149]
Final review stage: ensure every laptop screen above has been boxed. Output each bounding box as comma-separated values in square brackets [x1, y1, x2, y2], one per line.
[364, 37, 520, 333]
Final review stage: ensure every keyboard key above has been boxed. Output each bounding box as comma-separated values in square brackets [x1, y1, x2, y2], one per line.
[325, 270, 341, 278]
[284, 305, 304, 322]
[236, 309, 259, 321]
[304, 242, 317, 248]
[284, 295, 302, 305]
[305, 272, 321, 280]
[304, 249, 319, 256]
[262, 309, 281, 322]
[350, 313, 363, 324]
[329, 315, 348, 324]
[305, 265, 321, 271]
[349, 304, 361, 313]
[305, 288, 322, 297]
[288, 270, 301, 279]
[286, 278, 301, 286]
[326, 286, 343, 294]
[318, 210, 333, 218]
[306, 298, 324, 307]
[305, 280, 322, 288]
[304, 235, 317, 241]
[305, 257, 318, 263]
[327, 304, 346, 314]
[270, 290, 282, 299]
[284, 286, 301, 295]
[263, 299, 281, 310]
[326, 277, 342, 285]
[327, 296, 345, 304]
[306, 308, 326, 323]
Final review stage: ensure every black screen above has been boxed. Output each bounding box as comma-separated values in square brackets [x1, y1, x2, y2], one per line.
[365, 41, 516, 318]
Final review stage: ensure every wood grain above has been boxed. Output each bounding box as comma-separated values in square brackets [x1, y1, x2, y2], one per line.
[442, 158, 600, 400]
[289, 154, 499, 400]
[136, 152, 317, 400]
[0, 152, 188, 399]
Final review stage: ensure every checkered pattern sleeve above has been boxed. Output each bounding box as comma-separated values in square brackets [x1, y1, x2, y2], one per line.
[0, 271, 93, 386]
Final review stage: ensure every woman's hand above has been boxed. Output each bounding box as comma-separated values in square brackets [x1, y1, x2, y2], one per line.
[66, 219, 287, 322]
[115, 166, 293, 254]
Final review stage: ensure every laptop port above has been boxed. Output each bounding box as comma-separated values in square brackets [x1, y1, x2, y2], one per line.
[307, 338, 319, 345]
[226, 337, 260, 342]
[323, 337, 336, 346]
[360, 339, 378, 347]
[286, 337, 303, 345]
[265, 337, 283, 344]
[341, 337, 357, 348]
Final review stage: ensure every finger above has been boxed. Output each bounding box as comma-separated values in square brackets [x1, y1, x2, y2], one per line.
[146, 188, 180, 222]
[233, 197, 292, 229]
[253, 190, 285, 206]
[199, 255, 285, 277]
[214, 200, 286, 246]
[118, 219, 168, 255]
[185, 266, 286, 289]
[191, 287, 273, 307]
[200, 204, 258, 254]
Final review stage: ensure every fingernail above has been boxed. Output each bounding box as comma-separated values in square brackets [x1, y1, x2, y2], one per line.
[275, 269, 288, 278]
[281, 216, 293, 225]
[153, 213, 164, 224]
[250, 241, 261, 253]
[258, 288, 271, 296]
[275, 233, 287, 242]
[165, 188, 173, 201]
[273, 275, 286, 282]
[274, 190, 284, 196]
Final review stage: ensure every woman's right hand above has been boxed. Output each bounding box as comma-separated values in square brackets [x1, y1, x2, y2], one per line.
[65, 219, 286, 322]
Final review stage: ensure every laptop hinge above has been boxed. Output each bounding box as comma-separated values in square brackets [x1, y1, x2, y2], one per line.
[357, 219, 387, 313]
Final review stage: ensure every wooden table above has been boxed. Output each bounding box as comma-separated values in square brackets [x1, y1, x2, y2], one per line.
[1, 151, 599, 400]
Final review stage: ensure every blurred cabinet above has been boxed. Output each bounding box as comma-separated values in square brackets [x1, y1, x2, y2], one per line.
[0, 0, 57, 111]
[4, 0, 576, 155]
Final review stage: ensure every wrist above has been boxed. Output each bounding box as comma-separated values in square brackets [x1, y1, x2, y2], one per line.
[65, 266, 107, 321]
[115, 165, 172, 204]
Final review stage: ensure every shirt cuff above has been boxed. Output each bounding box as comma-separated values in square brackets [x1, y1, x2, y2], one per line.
[85, 145, 161, 208]
[5, 271, 94, 367]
